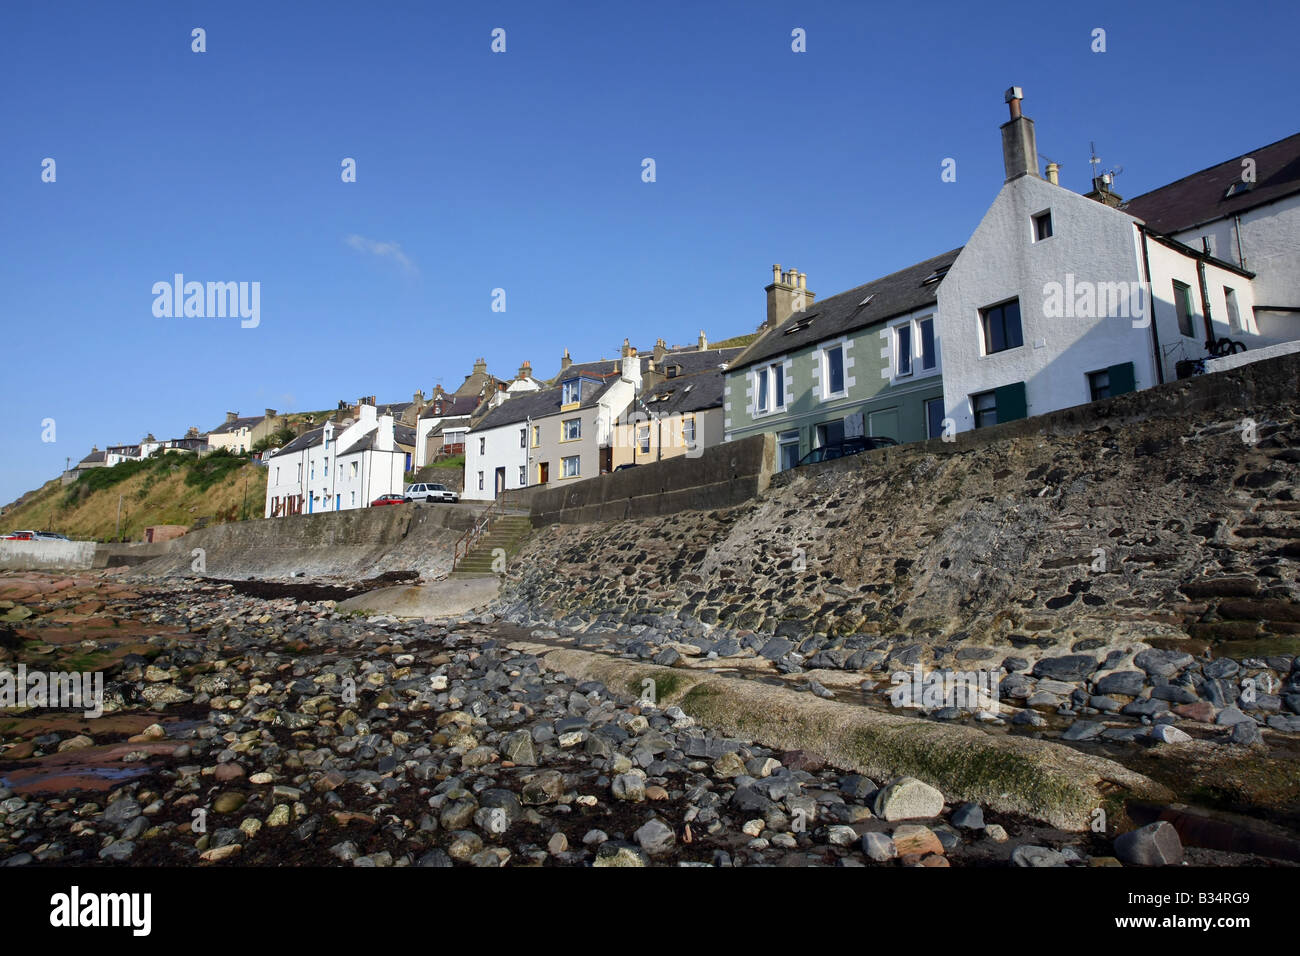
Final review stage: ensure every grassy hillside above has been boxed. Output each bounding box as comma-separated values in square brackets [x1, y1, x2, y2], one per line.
[0, 451, 268, 542]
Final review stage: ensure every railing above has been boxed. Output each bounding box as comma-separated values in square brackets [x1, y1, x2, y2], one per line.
[452, 490, 507, 568]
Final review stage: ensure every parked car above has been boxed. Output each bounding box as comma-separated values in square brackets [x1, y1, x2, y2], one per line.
[370, 494, 407, 507]
[2, 530, 35, 540]
[404, 482, 460, 504]
[33, 532, 70, 541]
[796, 436, 898, 467]
[613, 463, 638, 472]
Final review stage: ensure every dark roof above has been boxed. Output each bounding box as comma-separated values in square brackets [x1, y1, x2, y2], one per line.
[394, 423, 416, 447]
[79, 450, 106, 464]
[730, 248, 963, 372]
[419, 394, 481, 420]
[546, 346, 744, 383]
[270, 426, 326, 457]
[470, 376, 619, 431]
[430, 416, 470, 436]
[633, 368, 725, 416]
[1121, 131, 1300, 235]
[210, 415, 263, 434]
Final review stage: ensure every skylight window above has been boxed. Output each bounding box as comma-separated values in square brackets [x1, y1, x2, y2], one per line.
[858, 294, 875, 307]
[1224, 180, 1254, 198]
[922, 267, 950, 285]
[785, 317, 814, 334]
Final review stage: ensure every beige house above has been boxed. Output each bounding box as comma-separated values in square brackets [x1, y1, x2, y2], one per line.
[610, 367, 727, 467]
[207, 409, 286, 454]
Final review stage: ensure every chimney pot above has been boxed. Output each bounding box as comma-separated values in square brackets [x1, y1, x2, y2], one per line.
[1045, 161, 1060, 186]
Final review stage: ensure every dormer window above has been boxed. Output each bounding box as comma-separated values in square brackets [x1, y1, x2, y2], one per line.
[561, 380, 580, 405]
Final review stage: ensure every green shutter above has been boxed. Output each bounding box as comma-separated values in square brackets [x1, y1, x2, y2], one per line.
[994, 381, 1027, 423]
[1107, 362, 1136, 396]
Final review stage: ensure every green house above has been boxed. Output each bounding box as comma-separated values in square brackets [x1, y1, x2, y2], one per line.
[724, 249, 963, 470]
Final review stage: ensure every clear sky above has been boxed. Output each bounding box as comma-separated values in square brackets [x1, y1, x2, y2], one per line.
[2, 0, 1297, 506]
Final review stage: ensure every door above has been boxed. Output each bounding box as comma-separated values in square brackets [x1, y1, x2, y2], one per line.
[494, 467, 506, 498]
[538, 461, 549, 484]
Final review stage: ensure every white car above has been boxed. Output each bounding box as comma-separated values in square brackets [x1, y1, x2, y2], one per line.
[404, 482, 459, 504]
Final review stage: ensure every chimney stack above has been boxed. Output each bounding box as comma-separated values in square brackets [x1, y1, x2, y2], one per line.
[264, 408, 276, 419]
[560, 348, 572, 372]
[225, 411, 238, 424]
[698, 329, 708, 350]
[1000, 87, 1039, 182]
[517, 359, 532, 381]
[763, 264, 815, 331]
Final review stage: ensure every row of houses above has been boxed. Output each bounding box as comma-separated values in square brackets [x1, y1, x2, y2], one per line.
[720, 89, 1299, 465]
[257, 87, 1300, 516]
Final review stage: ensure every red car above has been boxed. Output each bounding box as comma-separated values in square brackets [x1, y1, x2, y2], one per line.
[370, 494, 407, 507]
[2, 531, 34, 540]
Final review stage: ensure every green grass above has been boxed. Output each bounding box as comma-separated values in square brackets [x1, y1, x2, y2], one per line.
[430, 454, 464, 469]
[184, 449, 247, 491]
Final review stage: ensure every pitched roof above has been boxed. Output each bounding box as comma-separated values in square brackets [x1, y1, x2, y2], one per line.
[430, 416, 470, 436]
[546, 346, 744, 383]
[470, 376, 619, 431]
[210, 415, 263, 434]
[1121, 130, 1300, 235]
[419, 394, 481, 420]
[394, 423, 417, 447]
[633, 368, 726, 416]
[79, 450, 106, 464]
[730, 247, 963, 372]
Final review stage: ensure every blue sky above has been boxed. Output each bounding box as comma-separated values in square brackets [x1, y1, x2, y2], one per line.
[2, 0, 1297, 506]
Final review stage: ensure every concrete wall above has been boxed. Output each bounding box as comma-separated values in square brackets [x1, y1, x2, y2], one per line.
[126, 501, 483, 581]
[0, 539, 97, 571]
[515, 433, 776, 525]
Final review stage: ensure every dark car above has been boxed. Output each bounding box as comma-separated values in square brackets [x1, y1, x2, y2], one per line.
[613, 463, 638, 472]
[370, 494, 407, 507]
[796, 436, 898, 467]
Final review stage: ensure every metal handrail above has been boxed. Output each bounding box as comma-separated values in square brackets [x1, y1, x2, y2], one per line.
[452, 489, 510, 568]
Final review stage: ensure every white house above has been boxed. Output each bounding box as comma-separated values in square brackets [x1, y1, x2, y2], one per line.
[937, 88, 1290, 433]
[263, 402, 405, 517]
[464, 346, 641, 500]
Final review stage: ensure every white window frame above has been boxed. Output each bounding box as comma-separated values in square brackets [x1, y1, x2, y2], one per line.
[561, 381, 580, 405]
[562, 455, 580, 478]
[822, 345, 847, 399]
[562, 418, 581, 441]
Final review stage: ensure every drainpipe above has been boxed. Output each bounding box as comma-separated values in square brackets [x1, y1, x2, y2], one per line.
[1138, 226, 1165, 385]
[1196, 257, 1216, 353]
[1234, 215, 1245, 270]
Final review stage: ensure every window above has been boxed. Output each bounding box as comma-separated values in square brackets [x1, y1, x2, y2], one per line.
[520, 427, 527, 448]
[561, 380, 580, 404]
[531, 425, 540, 447]
[350, 491, 356, 506]
[519, 465, 527, 485]
[477, 471, 484, 490]
[755, 363, 786, 414]
[310, 461, 315, 480]
[1173, 280, 1195, 337]
[896, 324, 912, 377]
[778, 430, 800, 471]
[1032, 210, 1053, 241]
[562, 455, 580, 478]
[274, 466, 280, 483]
[562, 418, 581, 441]
[479, 436, 486, 454]
[637, 425, 650, 453]
[1224, 287, 1241, 332]
[1224, 181, 1253, 198]
[682, 416, 696, 445]
[925, 398, 945, 439]
[980, 299, 1023, 354]
[350, 461, 358, 478]
[323, 461, 328, 477]
[972, 382, 1028, 427]
[296, 463, 302, 481]
[825, 345, 845, 396]
[919, 317, 936, 371]
[1088, 369, 1111, 401]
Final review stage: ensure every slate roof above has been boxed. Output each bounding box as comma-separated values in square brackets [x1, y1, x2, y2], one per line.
[394, 423, 416, 447]
[469, 376, 619, 431]
[730, 248, 963, 372]
[632, 368, 726, 416]
[419, 394, 481, 420]
[1121, 131, 1300, 235]
[547, 346, 744, 383]
[210, 415, 263, 434]
[78, 450, 106, 464]
[430, 416, 470, 436]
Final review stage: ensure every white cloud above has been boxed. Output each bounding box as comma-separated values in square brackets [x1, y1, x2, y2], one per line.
[345, 234, 416, 274]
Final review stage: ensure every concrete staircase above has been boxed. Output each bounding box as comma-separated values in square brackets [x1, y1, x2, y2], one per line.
[452, 514, 533, 575]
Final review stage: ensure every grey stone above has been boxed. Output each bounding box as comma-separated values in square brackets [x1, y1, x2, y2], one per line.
[1114, 821, 1183, 866]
